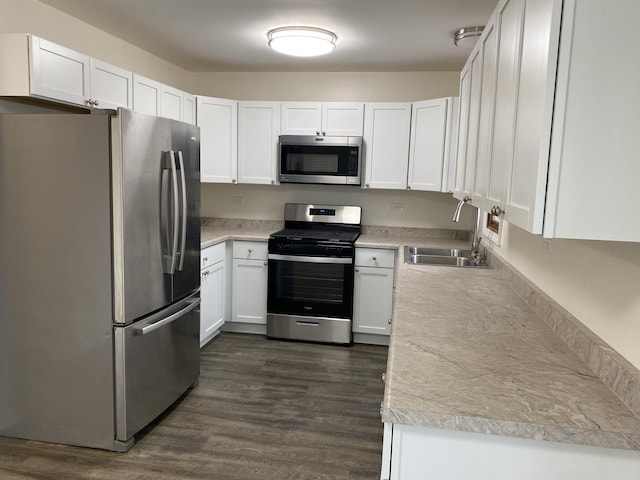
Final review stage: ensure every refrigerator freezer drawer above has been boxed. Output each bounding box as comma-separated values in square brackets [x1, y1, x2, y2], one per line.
[114, 292, 200, 442]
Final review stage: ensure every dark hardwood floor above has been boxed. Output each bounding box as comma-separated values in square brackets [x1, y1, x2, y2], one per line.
[0, 333, 388, 480]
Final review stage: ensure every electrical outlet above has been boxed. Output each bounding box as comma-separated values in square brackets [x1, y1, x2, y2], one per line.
[231, 195, 244, 205]
[391, 203, 405, 213]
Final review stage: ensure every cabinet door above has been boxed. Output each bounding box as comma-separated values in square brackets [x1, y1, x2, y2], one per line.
[322, 102, 365, 136]
[238, 101, 279, 184]
[89, 58, 132, 109]
[183, 92, 196, 125]
[132, 74, 162, 116]
[462, 47, 484, 204]
[30, 36, 90, 106]
[160, 84, 183, 121]
[363, 103, 412, 190]
[232, 259, 268, 324]
[506, 0, 559, 233]
[484, 0, 525, 215]
[453, 60, 472, 200]
[280, 102, 322, 135]
[353, 266, 393, 335]
[442, 97, 459, 194]
[200, 261, 225, 346]
[472, 17, 499, 207]
[197, 96, 238, 183]
[407, 98, 449, 192]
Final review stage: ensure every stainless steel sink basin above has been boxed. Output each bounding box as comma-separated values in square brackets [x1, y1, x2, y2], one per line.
[404, 246, 490, 268]
[406, 247, 472, 257]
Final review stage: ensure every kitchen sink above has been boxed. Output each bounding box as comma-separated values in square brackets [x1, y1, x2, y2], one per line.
[404, 246, 490, 268]
[406, 247, 472, 257]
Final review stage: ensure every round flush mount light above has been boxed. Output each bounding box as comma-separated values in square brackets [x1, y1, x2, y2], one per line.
[267, 26, 337, 57]
[454, 26, 484, 47]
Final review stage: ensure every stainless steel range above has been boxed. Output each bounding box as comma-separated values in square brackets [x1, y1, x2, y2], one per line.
[267, 203, 362, 344]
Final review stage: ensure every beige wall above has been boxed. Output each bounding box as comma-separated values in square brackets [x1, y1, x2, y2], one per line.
[0, 0, 189, 90]
[202, 183, 474, 229]
[190, 71, 460, 101]
[492, 222, 640, 369]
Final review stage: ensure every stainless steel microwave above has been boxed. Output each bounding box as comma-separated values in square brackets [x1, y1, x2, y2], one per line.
[278, 135, 362, 185]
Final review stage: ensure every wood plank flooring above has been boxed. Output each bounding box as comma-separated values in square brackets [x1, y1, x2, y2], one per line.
[0, 333, 388, 479]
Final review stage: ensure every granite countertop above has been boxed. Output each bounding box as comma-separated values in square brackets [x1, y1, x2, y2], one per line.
[379, 249, 640, 451]
[200, 219, 640, 450]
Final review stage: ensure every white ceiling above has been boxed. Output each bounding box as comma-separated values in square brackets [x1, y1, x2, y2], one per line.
[38, 0, 497, 72]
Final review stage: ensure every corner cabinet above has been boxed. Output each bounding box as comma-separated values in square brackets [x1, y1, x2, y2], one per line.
[231, 241, 268, 324]
[408, 97, 459, 192]
[353, 248, 395, 338]
[200, 243, 226, 347]
[362, 103, 412, 189]
[197, 96, 238, 183]
[238, 101, 279, 185]
[280, 102, 364, 136]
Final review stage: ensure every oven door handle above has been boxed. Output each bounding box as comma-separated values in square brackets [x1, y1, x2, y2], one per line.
[268, 254, 353, 265]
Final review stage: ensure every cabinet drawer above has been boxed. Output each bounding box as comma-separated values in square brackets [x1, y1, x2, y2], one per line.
[201, 242, 225, 269]
[355, 248, 395, 268]
[232, 241, 268, 260]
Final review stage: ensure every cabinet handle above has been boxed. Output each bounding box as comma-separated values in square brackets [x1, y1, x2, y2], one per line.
[381, 372, 386, 383]
[407, 185, 411, 190]
[365, 184, 370, 188]
[491, 205, 505, 216]
[316, 131, 320, 136]
[388, 318, 392, 325]
[203, 256, 208, 262]
[380, 401, 384, 416]
[93, 100, 99, 106]
[321, 131, 326, 136]
[355, 268, 359, 272]
[271, 179, 275, 184]
[264, 261, 268, 266]
[248, 249, 253, 254]
[372, 256, 377, 261]
[232, 179, 237, 183]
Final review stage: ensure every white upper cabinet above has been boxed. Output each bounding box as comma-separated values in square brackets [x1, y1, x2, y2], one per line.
[0, 34, 134, 110]
[197, 96, 238, 183]
[280, 102, 364, 136]
[160, 84, 184, 121]
[238, 101, 279, 185]
[30, 36, 91, 107]
[182, 92, 196, 125]
[452, 62, 472, 200]
[89, 58, 132, 109]
[484, 0, 525, 218]
[132, 74, 162, 117]
[321, 103, 365, 136]
[459, 0, 640, 241]
[362, 103, 412, 189]
[408, 97, 458, 192]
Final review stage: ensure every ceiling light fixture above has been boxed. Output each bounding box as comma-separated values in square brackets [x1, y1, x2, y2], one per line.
[454, 26, 484, 48]
[267, 26, 337, 57]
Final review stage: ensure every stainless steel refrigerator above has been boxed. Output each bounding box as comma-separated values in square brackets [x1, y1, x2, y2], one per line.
[0, 108, 201, 451]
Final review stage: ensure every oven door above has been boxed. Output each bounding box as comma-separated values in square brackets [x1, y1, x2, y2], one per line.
[267, 254, 354, 319]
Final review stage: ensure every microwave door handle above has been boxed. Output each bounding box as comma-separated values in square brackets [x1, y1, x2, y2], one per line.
[176, 150, 188, 271]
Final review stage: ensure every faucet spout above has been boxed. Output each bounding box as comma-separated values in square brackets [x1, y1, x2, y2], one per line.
[452, 196, 471, 222]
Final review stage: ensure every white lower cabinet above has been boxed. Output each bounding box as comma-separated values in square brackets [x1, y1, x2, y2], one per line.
[382, 423, 640, 480]
[231, 241, 268, 324]
[353, 248, 395, 337]
[200, 243, 226, 347]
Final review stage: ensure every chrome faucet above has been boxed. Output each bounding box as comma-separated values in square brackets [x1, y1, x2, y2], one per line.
[452, 196, 471, 222]
[452, 195, 484, 265]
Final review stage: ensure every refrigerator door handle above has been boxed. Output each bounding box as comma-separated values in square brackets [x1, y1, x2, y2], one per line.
[176, 150, 188, 272]
[135, 297, 200, 336]
[163, 150, 180, 275]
